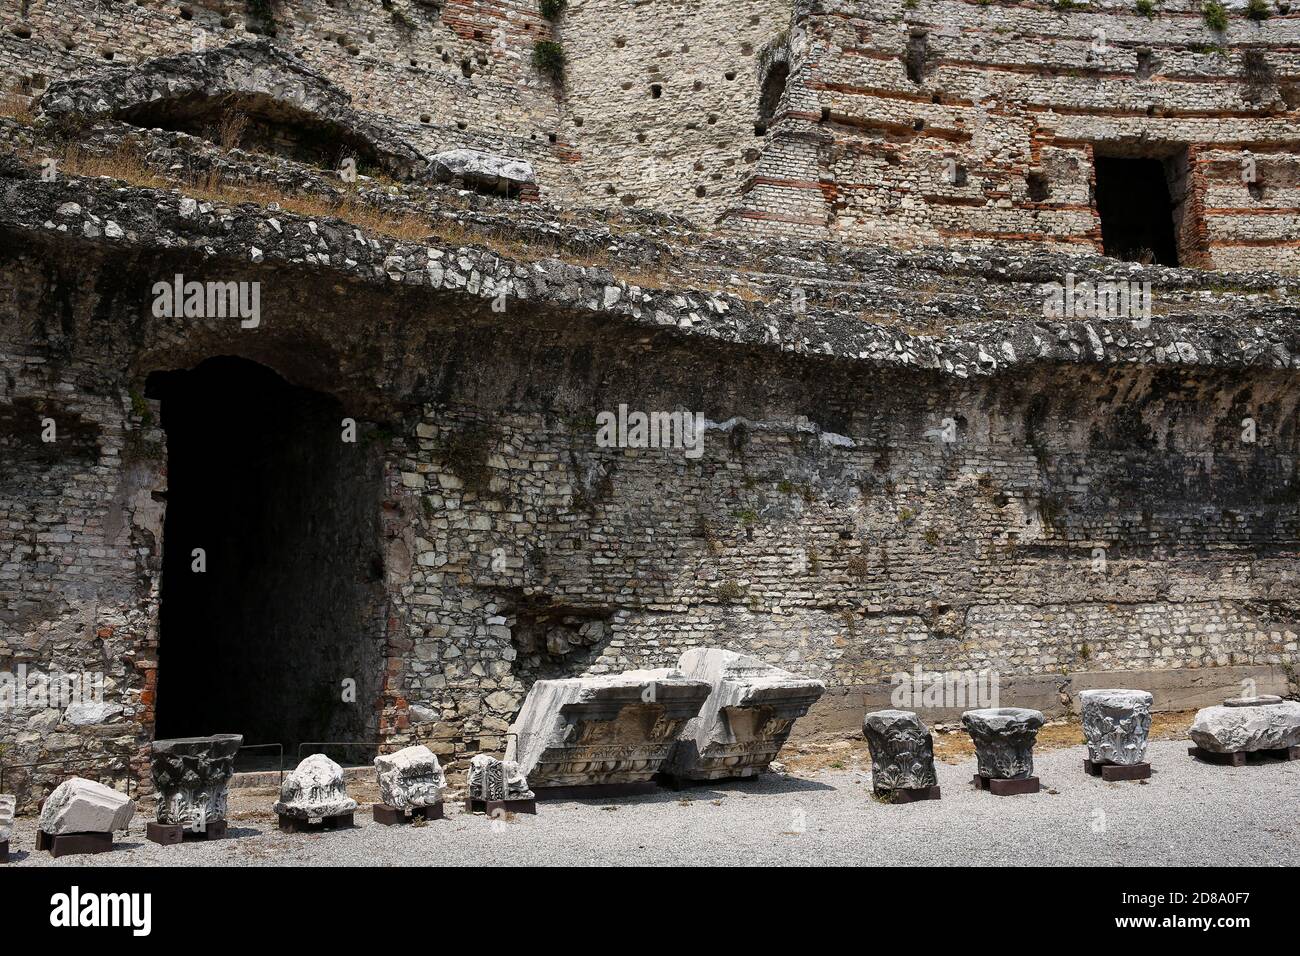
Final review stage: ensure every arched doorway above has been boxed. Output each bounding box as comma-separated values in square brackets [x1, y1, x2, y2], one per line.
[147, 356, 386, 756]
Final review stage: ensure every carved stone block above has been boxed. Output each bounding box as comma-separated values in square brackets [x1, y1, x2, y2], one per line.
[374, 745, 446, 810]
[38, 777, 135, 834]
[1080, 689, 1152, 766]
[863, 709, 938, 791]
[467, 754, 534, 802]
[507, 669, 711, 788]
[1189, 698, 1300, 754]
[962, 707, 1045, 780]
[665, 649, 824, 781]
[273, 754, 358, 820]
[151, 733, 243, 830]
[0, 794, 14, 844]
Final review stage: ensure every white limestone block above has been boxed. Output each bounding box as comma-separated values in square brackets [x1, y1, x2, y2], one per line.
[1189, 700, 1300, 754]
[274, 754, 358, 819]
[665, 648, 825, 781]
[375, 745, 446, 810]
[38, 777, 135, 835]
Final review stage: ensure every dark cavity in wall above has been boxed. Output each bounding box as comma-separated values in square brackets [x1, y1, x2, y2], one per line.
[1093, 156, 1181, 266]
[148, 356, 386, 755]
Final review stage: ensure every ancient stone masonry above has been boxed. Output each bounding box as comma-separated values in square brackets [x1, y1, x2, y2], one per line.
[507, 670, 711, 789]
[663, 648, 825, 781]
[2, 2, 1300, 797]
[730, 1, 1300, 272]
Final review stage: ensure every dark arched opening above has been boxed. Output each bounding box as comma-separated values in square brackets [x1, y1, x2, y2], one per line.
[147, 356, 386, 757]
[758, 62, 790, 124]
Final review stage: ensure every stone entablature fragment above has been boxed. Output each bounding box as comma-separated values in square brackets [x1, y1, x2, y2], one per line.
[1189, 698, 1300, 754]
[664, 648, 824, 781]
[507, 669, 711, 789]
[375, 744, 446, 810]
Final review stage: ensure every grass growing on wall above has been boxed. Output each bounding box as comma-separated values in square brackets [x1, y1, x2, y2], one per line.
[540, 0, 567, 18]
[1135, 0, 1156, 18]
[533, 40, 566, 83]
[1246, 0, 1271, 20]
[1202, 0, 1229, 31]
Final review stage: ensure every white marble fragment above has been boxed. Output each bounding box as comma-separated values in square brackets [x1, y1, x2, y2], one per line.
[273, 754, 358, 819]
[38, 777, 135, 834]
[374, 745, 446, 810]
[1189, 699, 1300, 754]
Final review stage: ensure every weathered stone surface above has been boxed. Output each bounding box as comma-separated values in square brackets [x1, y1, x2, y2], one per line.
[38, 777, 135, 834]
[273, 754, 358, 820]
[1080, 689, 1153, 766]
[863, 709, 938, 791]
[466, 754, 534, 802]
[38, 40, 426, 180]
[0, 794, 14, 844]
[374, 744, 446, 810]
[507, 670, 711, 788]
[664, 649, 824, 781]
[150, 734, 243, 829]
[428, 149, 536, 193]
[962, 708, 1045, 780]
[1189, 699, 1300, 754]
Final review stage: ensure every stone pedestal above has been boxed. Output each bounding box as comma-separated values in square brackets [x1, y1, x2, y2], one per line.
[273, 754, 358, 822]
[1080, 689, 1152, 768]
[507, 670, 711, 790]
[863, 709, 940, 799]
[1189, 697, 1300, 756]
[151, 734, 243, 835]
[664, 649, 825, 782]
[374, 745, 446, 811]
[962, 707, 1045, 783]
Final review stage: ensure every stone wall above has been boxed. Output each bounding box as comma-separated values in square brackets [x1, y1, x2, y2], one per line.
[729, 0, 1300, 271]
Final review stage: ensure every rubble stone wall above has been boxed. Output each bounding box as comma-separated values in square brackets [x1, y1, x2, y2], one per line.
[730, 0, 1300, 271]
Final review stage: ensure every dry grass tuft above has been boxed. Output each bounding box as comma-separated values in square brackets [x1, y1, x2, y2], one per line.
[0, 86, 36, 125]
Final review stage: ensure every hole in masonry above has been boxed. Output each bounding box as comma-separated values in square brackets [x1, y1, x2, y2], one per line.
[1093, 153, 1182, 266]
[149, 356, 386, 754]
[651, 83, 663, 98]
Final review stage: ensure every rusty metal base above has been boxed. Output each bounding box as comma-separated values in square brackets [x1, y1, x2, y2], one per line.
[876, 785, 942, 803]
[534, 782, 660, 800]
[372, 802, 444, 825]
[1084, 759, 1151, 781]
[147, 819, 228, 845]
[277, 812, 355, 833]
[1188, 745, 1300, 766]
[464, 797, 537, 816]
[973, 774, 1040, 796]
[36, 829, 114, 858]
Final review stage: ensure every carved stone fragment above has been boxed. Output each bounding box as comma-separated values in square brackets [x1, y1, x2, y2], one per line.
[375, 745, 446, 810]
[151, 734, 243, 830]
[962, 707, 1044, 779]
[467, 754, 534, 802]
[507, 669, 710, 788]
[273, 754, 358, 820]
[1189, 698, 1300, 754]
[665, 649, 824, 781]
[863, 709, 938, 791]
[1080, 689, 1152, 765]
[38, 777, 136, 834]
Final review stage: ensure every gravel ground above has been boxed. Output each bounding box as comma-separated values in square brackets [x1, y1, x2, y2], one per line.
[7, 740, 1298, 867]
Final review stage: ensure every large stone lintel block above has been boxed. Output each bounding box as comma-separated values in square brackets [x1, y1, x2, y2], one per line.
[507, 669, 711, 788]
[665, 649, 825, 781]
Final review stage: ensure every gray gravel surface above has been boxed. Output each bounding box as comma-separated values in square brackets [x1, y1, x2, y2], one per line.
[6, 741, 1298, 866]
